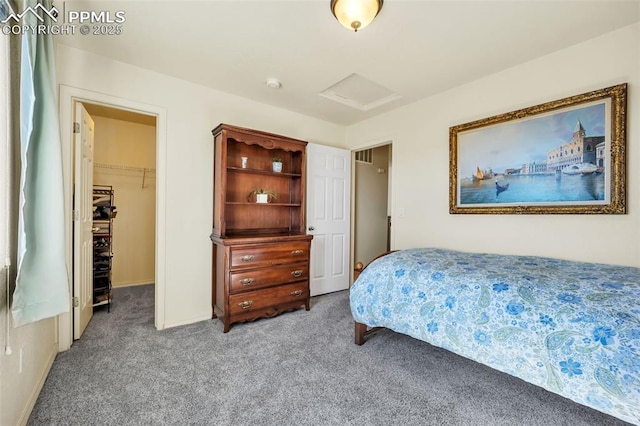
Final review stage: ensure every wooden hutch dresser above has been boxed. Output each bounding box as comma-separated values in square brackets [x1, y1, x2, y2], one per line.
[210, 124, 313, 332]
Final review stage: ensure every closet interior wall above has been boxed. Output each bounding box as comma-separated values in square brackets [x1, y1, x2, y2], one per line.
[91, 113, 156, 288]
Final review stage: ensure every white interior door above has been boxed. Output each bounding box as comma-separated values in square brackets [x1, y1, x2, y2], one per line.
[306, 143, 351, 296]
[73, 102, 94, 339]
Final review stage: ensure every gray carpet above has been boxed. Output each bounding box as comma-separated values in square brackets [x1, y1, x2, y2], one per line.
[28, 285, 630, 426]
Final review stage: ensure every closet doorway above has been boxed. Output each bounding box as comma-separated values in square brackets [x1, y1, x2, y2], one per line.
[353, 143, 392, 271]
[78, 103, 157, 337]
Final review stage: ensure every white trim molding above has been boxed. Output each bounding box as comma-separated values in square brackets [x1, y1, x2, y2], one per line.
[58, 85, 168, 351]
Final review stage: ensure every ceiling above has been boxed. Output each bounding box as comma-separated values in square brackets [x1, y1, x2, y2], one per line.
[58, 0, 640, 126]
[83, 102, 157, 126]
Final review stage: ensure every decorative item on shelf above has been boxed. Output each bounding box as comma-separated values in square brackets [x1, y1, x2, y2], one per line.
[241, 156, 248, 169]
[247, 188, 278, 204]
[272, 157, 283, 173]
[330, 0, 383, 32]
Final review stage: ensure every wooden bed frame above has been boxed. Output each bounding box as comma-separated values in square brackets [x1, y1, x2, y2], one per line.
[354, 322, 383, 346]
[353, 251, 395, 345]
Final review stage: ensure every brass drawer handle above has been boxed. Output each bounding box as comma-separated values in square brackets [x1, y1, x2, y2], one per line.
[291, 270, 303, 278]
[240, 255, 255, 262]
[239, 278, 254, 285]
[291, 249, 304, 255]
[291, 290, 303, 297]
[238, 300, 254, 310]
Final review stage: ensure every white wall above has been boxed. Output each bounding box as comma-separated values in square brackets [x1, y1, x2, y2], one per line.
[346, 23, 640, 268]
[0, 318, 57, 426]
[92, 115, 156, 288]
[56, 44, 346, 328]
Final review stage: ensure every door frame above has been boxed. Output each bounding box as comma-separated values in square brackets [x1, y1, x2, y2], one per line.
[58, 85, 168, 351]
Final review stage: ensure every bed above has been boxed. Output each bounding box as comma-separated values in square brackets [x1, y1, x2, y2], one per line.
[350, 248, 640, 424]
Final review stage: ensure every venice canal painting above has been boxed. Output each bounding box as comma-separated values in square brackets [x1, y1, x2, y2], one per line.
[456, 101, 609, 208]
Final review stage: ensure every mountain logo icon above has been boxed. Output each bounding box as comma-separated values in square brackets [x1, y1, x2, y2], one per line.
[1, 3, 59, 24]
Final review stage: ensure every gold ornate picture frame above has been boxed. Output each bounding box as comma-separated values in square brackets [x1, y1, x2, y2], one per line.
[449, 84, 627, 214]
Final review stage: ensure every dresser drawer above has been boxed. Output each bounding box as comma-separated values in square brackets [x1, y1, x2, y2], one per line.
[230, 264, 308, 293]
[229, 282, 309, 315]
[230, 242, 309, 269]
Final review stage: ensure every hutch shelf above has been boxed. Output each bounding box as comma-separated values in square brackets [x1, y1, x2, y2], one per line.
[211, 124, 312, 332]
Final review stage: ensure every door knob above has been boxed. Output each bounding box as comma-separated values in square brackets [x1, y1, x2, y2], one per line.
[308, 226, 315, 231]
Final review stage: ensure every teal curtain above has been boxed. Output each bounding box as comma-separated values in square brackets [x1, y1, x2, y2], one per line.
[11, 0, 70, 326]
[0, 0, 13, 21]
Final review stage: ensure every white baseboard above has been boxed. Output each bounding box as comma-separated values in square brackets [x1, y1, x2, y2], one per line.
[112, 281, 155, 288]
[163, 311, 212, 329]
[17, 342, 57, 426]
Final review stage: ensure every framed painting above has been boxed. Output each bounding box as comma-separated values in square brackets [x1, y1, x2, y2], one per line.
[449, 84, 627, 214]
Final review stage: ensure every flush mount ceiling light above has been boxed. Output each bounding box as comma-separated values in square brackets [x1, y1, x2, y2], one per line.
[331, 0, 383, 32]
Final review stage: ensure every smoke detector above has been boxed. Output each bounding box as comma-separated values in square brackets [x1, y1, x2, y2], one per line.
[265, 78, 282, 89]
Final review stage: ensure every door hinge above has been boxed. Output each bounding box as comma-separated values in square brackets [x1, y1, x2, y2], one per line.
[73, 122, 80, 134]
[72, 296, 79, 308]
[72, 210, 79, 221]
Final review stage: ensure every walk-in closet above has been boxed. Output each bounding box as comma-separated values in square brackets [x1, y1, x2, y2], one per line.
[85, 104, 157, 302]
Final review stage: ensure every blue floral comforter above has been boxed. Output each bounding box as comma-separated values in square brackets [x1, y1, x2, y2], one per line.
[350, 248, 640, 424]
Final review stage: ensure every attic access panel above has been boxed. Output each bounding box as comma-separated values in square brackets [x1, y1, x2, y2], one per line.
[319, 73, 400, 111]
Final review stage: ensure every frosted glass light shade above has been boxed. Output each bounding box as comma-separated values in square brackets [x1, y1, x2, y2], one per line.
[331, 0, 383, 32]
